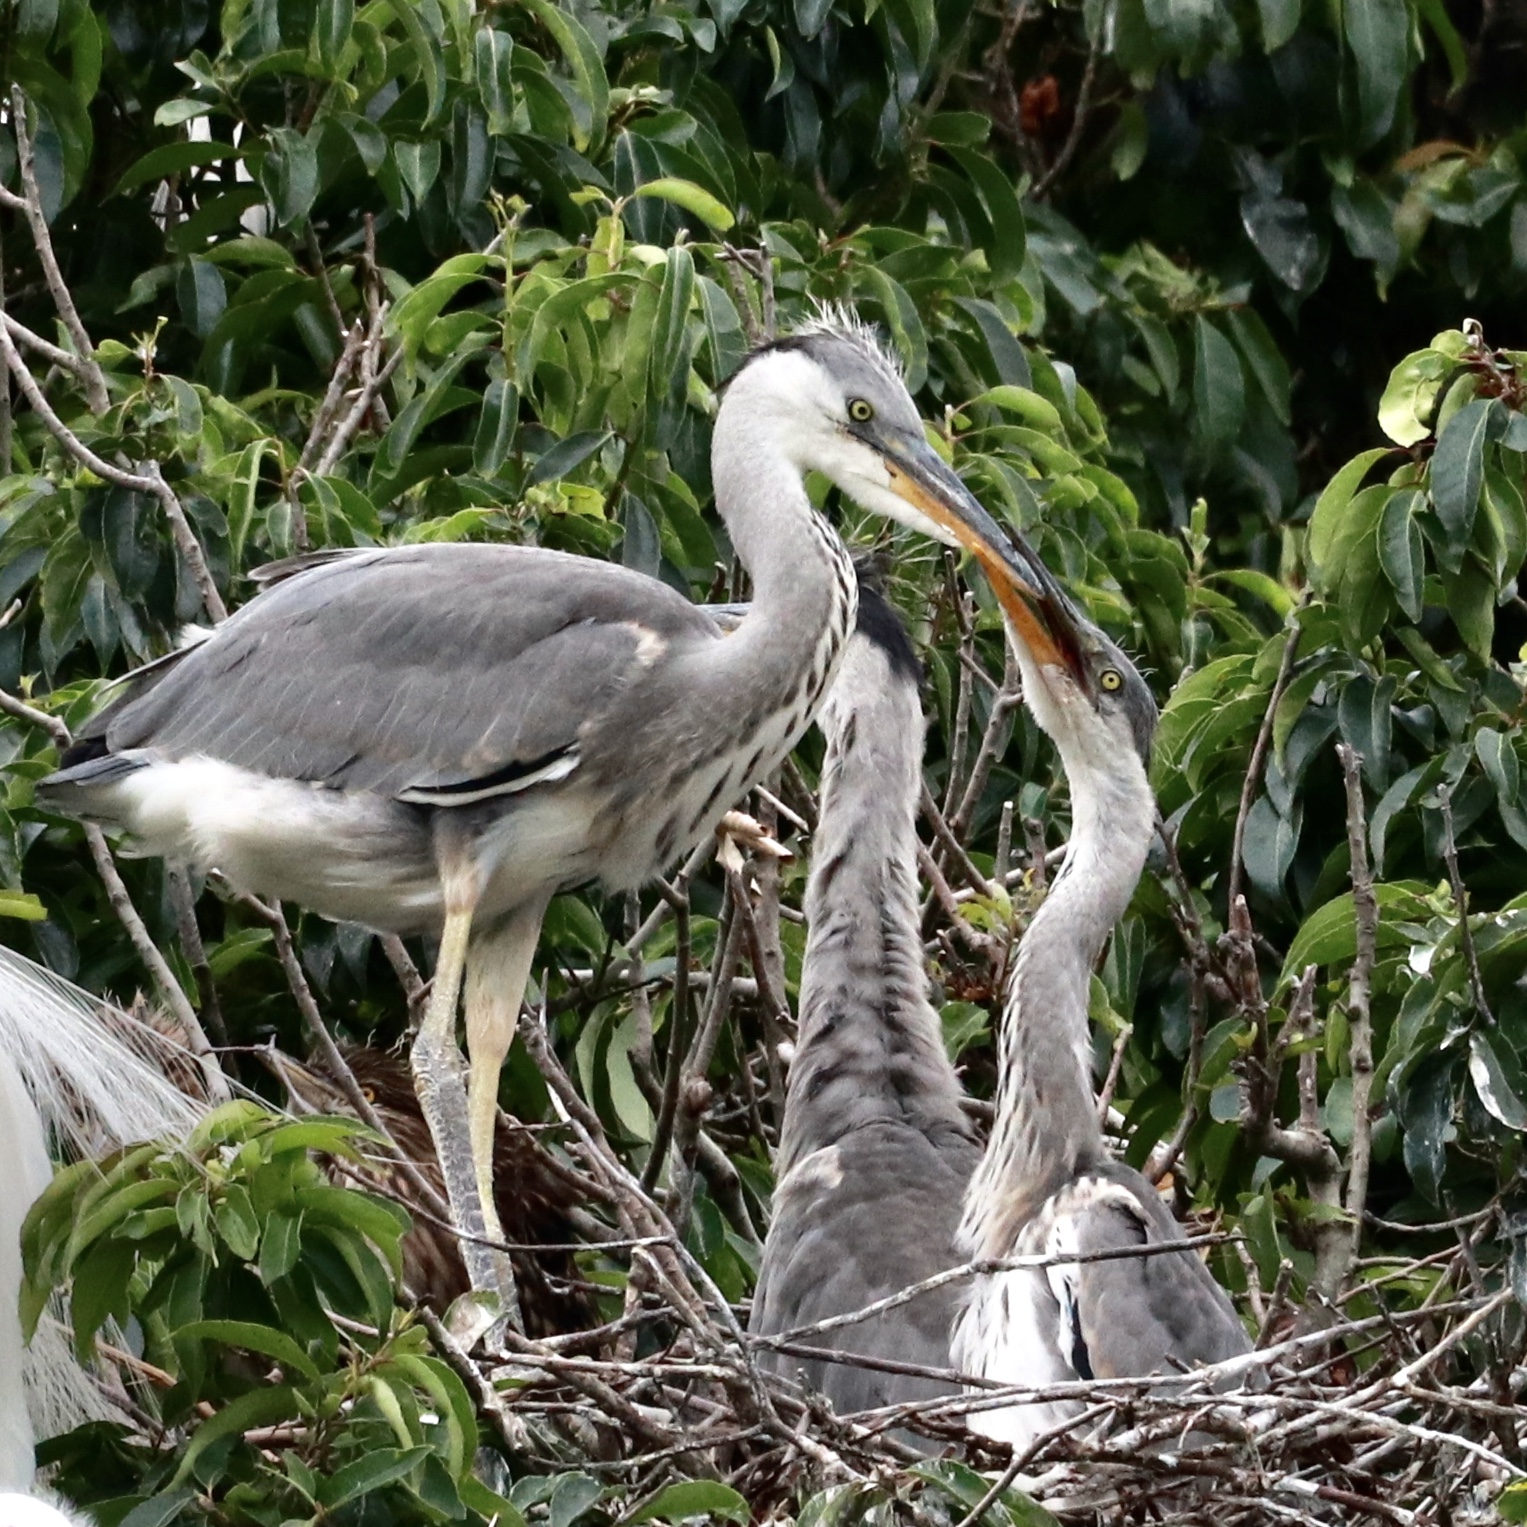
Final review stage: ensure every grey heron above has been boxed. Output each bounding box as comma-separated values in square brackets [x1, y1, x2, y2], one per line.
[37, 312, 1053, 1284]
[950, 560, 1250, 1447]
[750, 583, 979, 1432]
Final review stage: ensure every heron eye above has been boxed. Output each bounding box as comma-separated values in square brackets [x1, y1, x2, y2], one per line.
[362, 1087, 377, 1102]
[1099, 668, 1123, 692]
[847, 398, 875, 423]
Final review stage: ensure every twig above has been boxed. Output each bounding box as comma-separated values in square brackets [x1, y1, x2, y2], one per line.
[1437, 783, 1494, 1027]
[83, 825, 228, 1101]
[165, 867, 227, 1051]
[0, 319, 226, 621]
[7, 87, 109, 414]
[1338, 742, 1378, 1296]
[1031, 22, 1104, 200]
[1226, 618, 1302, 916]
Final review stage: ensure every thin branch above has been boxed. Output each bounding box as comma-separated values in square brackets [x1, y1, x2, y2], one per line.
[7, 87, 109, 413]
[83, 826, 227, 1100]
[1031, 22, 1104, 200]
[1226, 617, 1302, 916]
[0, 319, 226, 621]
[1437, 783, 1494, 1027]
[1338, 742, 1378, 1296]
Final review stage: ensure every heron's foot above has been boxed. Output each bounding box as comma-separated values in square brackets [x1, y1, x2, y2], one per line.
[716, 809, 793, 872]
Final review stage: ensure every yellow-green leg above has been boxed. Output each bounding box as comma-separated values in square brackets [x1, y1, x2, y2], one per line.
[465, 895, 551, 1244]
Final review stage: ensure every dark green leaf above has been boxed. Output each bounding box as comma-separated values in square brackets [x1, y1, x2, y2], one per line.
[1345, 0, 1410, 145]
[1192, 315, 1245, 450]
[1377, 488, 1425, 620]
[1431, 397, 1503, 545]
[632, 1482, 750, 1524]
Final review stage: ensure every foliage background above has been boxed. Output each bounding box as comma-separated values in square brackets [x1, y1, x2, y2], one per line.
[1, 0, 1526, 1518]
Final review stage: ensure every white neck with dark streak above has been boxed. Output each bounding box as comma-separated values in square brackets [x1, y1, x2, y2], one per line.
[959, 725, 1155, 1259]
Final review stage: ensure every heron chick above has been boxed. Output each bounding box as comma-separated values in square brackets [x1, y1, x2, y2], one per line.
[951, 557, 1250, 1448]
[751, 581, 978, 1437]
[37, 312, 1055, 1302]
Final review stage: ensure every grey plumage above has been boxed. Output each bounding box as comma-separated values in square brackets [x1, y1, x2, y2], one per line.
[752, 585, 978, 1431]
[36, 313, 1058, 1304]
[952, 562, 1250, 1448]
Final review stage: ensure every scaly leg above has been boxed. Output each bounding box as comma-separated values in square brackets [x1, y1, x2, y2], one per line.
[465, 895, 551, 1243]
[410, 846, 509, 1302]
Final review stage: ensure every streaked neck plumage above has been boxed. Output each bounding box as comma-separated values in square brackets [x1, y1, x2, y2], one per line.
[959, 696, 1155, 1258]
[778, 638, 972, 1174]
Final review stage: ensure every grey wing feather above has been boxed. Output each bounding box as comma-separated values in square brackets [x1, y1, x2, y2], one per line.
[1066, 1164, 1250, 1382]
[82, 545, 723, 797]
[752, 1122, 978, 1429]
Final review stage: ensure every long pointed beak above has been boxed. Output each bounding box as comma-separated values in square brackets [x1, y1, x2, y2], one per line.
[876, 432, 1091, 690]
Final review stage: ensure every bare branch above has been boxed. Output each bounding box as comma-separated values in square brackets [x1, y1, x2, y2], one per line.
[1438, 782, 1494, 1027]
[1337, 742, 1378, 1296]
[8, 87, 109, 414]
[1226, 616, 1302, 915]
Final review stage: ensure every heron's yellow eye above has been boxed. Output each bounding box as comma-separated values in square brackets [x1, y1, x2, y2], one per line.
[1099, 668, 1123, 692]
[847, 398, 875, 423]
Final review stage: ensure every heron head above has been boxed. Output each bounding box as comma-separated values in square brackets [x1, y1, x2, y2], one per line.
[994, 562, 1157, 768]
[727, 311, 1058, 598]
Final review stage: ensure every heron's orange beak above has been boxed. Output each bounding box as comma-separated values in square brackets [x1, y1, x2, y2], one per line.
[879, 440, 1089, 690]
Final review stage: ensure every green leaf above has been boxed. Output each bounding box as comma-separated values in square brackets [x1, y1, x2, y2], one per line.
[171, 1386, 302, 1486]
[176, 257, 226, 338]
[1344, 0, 1410, 145]
[262, 128, 319, 226]
[473, 379, 518, 476]
[1257, 0, 1300, 50]
[632, 1482, 750, 1524]
[1378, 346, 1450, 446]
[389, 0, 446, 126]
[114, 140, 239, 195]
[630, 177, 735, 232]
[1377, 488, 1425, 620]
[1192, 315, 1244, 450]
[1442, 557, 1495, 658]
[394, 139, 442, 206]
[522, 0, 608, 149]
[649, 244, 696, 402]
[1307, 447, 1393, 573]
[317, 1447, 433, 1507]
[476, 26, 516, 134]
[1430, 397, 1502, 545]
[972, 385, 1062, 431]
[313, 0, 354, 70]
[176, 1319, 322, 1383]
[1465, 1026, 1527, 1136]
[1278, 882, 1426, 987]
[0, 890, 47, 921]
[947, 147, 1026, 279]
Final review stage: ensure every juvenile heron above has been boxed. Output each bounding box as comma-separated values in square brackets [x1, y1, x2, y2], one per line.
[751, 584, 979, 1433]
[38, 313, 1050, 1285]
[950, 563, 1250, 1447]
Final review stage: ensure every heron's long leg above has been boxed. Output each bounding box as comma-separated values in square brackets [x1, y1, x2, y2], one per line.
[409, 842, 508, 1299]
[464, 895, 550, 1245]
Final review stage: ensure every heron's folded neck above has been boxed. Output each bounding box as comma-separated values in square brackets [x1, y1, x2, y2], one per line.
[779, 681, 971, 1174]
[959, 746, 1154, 1257]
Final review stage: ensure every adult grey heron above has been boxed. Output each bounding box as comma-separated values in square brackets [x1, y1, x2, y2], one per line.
[949, 562, 1250, 1447]
[37, 312, 1052, 1283]
[750, 583, 979, 1433]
